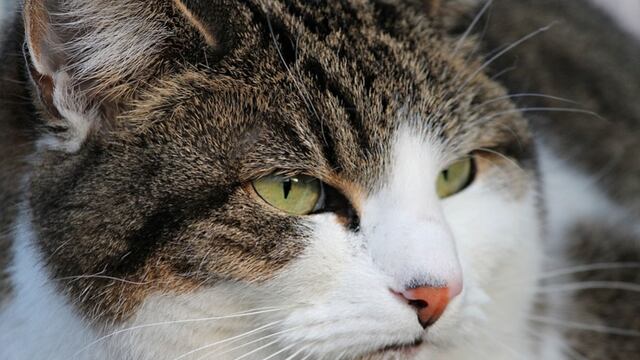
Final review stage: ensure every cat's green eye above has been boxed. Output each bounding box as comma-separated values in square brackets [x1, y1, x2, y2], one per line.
[436, 157, 475, 198]
[252, 175, 322, 215]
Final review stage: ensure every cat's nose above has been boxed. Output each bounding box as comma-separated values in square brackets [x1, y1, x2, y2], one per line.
[397, 284, 462, 329]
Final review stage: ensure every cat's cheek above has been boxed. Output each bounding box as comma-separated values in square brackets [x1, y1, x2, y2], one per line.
[436, 176, 543, 344]
[257, 215, 424, 358]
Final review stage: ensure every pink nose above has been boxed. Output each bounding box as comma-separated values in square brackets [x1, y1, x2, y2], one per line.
[398, 284, 462, 328]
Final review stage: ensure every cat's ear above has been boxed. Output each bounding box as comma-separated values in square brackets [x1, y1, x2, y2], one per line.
[23, 0, 169, 152]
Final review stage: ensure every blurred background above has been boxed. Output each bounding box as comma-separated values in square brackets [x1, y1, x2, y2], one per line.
[592, 0, 640, 37]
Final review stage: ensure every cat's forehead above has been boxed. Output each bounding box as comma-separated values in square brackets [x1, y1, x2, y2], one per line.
[118, 0, 530, 189]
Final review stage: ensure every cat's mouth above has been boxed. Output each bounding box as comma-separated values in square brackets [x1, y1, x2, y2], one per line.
[371, 338, 424, 357]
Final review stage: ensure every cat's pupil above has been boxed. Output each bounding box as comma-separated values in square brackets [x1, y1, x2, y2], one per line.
[442, 169, 449, 181]
[283, 180, 292, 199]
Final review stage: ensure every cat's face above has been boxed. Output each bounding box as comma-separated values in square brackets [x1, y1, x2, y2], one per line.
[24, 0, 542, 358]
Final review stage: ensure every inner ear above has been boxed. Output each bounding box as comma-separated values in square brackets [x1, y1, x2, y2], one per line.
[26, 59, 61, 120]
[24, 0, 64, 118]
[24, 0, 62, 76]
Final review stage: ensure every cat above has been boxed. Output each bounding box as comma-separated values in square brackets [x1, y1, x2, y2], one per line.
[0, 1, 637, 359]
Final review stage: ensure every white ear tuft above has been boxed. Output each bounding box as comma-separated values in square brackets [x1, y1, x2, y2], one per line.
[35, 72, 98, 153]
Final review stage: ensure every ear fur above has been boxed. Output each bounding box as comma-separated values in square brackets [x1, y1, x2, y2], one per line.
[23, 0, 171, 152]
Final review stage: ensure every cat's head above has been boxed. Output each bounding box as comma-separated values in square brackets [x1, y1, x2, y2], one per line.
[22, 0, 542, 358]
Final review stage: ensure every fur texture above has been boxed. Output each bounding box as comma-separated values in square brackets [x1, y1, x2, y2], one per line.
[0, 0, 638, 359]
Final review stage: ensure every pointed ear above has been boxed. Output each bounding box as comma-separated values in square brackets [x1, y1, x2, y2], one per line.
[23, 0, 72, 129]
[23, 0, 170, 152]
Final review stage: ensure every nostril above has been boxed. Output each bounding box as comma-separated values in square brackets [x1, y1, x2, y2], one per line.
[407, 299, 428, 310]
[397, 286, 452, 329]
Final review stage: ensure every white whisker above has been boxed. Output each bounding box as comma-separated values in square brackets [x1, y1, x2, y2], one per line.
[54, 274, 150, 285]
[527, 315, 640, 337]
[476, 147, 524, 172]
[451, 0, 494, 60]
[458, 22, 556, 94]
[474, 93, 580, 109]
[73, 307, 290, 357]
[194, 326, 302, 360]
[172, 321, 283, 360]
[538, 263, 640, 280]
[536, 281, 640, 294]
[478, 107, 606, 124]
[231, 339, 280, 360]
[261, 343, 296, 360]
[282, 345, 311, 360]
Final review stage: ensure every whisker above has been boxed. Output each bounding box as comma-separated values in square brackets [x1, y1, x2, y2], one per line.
[194, 326, 302, 360]
[536, 281, 640, 294]
[538, 263, 640, 280]
[73, 307, 290, 356]
[488, 64, 517, 81]
[450, 0, 494, 61]
[460, 22, 556, 90]
[473, 93, 580, 109]
[447, 0, 495, 82]
[477, 107, 606, 124]
[231, 339, 281, 360]
[476, 147, 524, 173]
[54, 274, 151, 285]
[261, 343, 297, 360]
[171, 321, 283, 360]
[283, 345, 312, 360]
[527, 315, 640, 337]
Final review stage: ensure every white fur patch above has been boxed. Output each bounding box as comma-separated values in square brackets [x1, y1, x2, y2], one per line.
[363, 130, 462, 290]
[36, 72, 99, 153]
